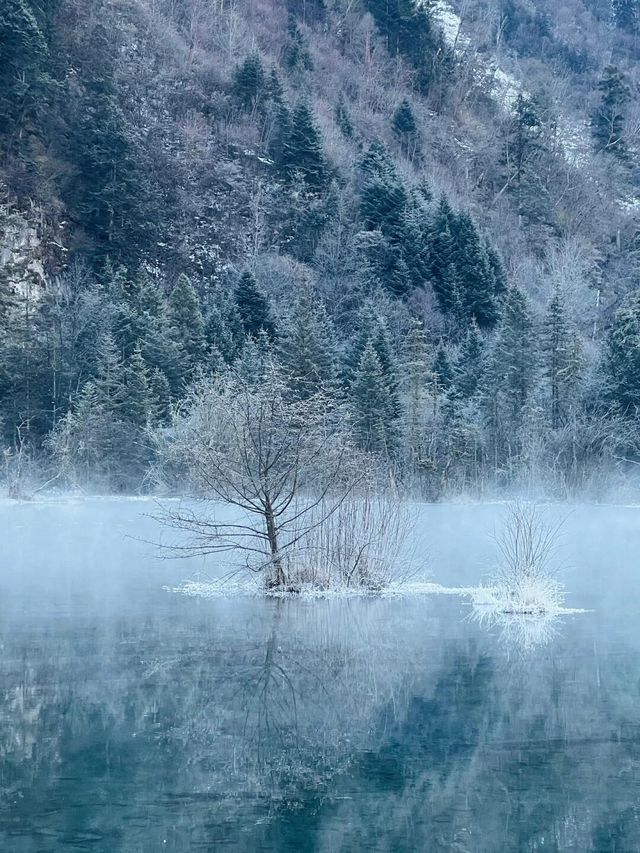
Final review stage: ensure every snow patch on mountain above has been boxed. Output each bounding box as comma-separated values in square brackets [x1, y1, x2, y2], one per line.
[432, 0, 591, 169]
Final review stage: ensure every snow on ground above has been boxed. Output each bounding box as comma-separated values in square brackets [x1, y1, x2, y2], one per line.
[168, 576, 590, 612]
[167, 577, 477, 599]
[432, 0, 469, 49]
[431, 0, 592, 169]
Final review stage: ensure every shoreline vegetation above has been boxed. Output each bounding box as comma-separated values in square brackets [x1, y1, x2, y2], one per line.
[4, 0, 640, 567]
[146, 364, 573, 603]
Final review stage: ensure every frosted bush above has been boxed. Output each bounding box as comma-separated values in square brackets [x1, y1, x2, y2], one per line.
[481, 502, 566, 616]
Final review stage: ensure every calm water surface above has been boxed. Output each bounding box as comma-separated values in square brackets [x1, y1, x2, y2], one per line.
[1, 499, 640, 851]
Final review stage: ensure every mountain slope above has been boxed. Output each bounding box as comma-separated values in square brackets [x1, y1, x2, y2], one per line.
[1, 0, 640, 497]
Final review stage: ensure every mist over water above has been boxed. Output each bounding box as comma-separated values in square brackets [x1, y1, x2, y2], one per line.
[2, 499, 640, 851]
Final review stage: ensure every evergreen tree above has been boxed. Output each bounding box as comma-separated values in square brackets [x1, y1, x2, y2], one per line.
[350, 339, 397, 454]
[392, 99, 419, 157]
[167, 273, 207, 366]
[542, 287, 583, 429]
[282, 100, 328, 188]
[125, 345, 154, 428]
[93, 332, 128, 417]
[454, 213, 500, 329]
[359, 154, 420, 297]
[606, 291, 640, 415]
[455, 319, 484, 398]
[52, 333, 153, 489]
[231, 53, 265, 111]
[359, 140, 397, 181]
[494, 286, 535, 416]
[364, 0, 449, 95]
[205, 301, 242, 365]
[235, 270, 276, 339]
[344, 304, 400, 412]
[592, 66, 631, 161]
[282, 15, 313, 73]
[279, 287, 337, 397]
[360, 170, 408, 239]
[499, 94, 550, 225]
[268, 97, 291, 171]
[65, 23, 163, 265]
[234, 330, 274, 383]
[432, 342, 453, 392]
[149, 367, 171, 423]
[265, 67, 285, 105]
[486, 246, 508, 300]
[429, 196, 456, 312]
[479, 286, 536, 471]
[401, 318, 431, 466]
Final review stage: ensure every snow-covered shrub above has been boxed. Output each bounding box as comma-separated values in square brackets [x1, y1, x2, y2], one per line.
[283, 482, 414, 591]
[482, 502, 566, 615]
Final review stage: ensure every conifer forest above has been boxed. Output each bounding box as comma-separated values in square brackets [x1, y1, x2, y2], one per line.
[3, 0, 640, 500]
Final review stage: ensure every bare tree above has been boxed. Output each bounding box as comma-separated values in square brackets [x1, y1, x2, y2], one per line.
[489, 502, 565, 614]
[153, 360, 370, 590]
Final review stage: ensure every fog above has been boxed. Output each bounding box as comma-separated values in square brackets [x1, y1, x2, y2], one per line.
[2, 499, 640, 850]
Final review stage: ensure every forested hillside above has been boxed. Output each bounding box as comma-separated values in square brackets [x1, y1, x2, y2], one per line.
[2, 0, 640, 497]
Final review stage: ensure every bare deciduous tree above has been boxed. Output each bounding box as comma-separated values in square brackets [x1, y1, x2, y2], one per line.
[154, 361, 374, 590]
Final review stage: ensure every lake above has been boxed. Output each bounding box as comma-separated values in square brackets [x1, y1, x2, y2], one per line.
[1, 498, 639, 851]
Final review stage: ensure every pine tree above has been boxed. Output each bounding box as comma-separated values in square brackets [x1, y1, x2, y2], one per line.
[125, 345, 153, 428]
[265, 67, 285, 105]
[392, 99, 419, 157]
[592, 66, 631, 161]
[282, 15, 313, 73]
[93, 332, 128, 417]
[235, 270, 276, 339]
[454, 213, 500, 329]
[542, 286, 583, 429]
[149, 367, 171, 423]
[359, 155, 417, 296]
[350, 339, 396, 454]
[62, 21, 166, 265]
[205, 302, 241, 364]
[486, 246, 508, 300]
[282, 100, 328, 188]
[606, 291, 640, 415]
[344, 305, 399, 412]
[364, 0, 449, 95]
[359, 140, 397, 181]
[231, 53, 265, 111]
[360, 171, 408, 239]
[499, 94, 550, 225]
[432, 342, 453, 392]
[401, 318, 431, 465]
[429, 196, 456, 313]
[495, 286, 535, 417]
[279, 287, 337, 398]
[479, 286, 536, 472]
[234, 330, 274, 384]
[268, 98, 291, 171]
[167, 273, 207, 366]
[455, 319, 484, 398]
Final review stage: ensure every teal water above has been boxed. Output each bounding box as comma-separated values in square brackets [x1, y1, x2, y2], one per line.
[1, 499, 640, 851]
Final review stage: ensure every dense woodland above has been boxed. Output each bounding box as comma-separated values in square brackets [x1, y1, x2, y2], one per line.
[2, 0, 640, 498]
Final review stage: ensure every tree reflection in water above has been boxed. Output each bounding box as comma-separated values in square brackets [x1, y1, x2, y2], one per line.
[1, 595, 639, 852]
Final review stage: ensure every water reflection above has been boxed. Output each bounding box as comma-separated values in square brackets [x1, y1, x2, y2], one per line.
[469, 602, 564, 652]
[1, 500, 640, 852]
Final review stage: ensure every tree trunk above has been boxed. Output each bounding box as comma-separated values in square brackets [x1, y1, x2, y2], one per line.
[264, 495, 285, 588]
